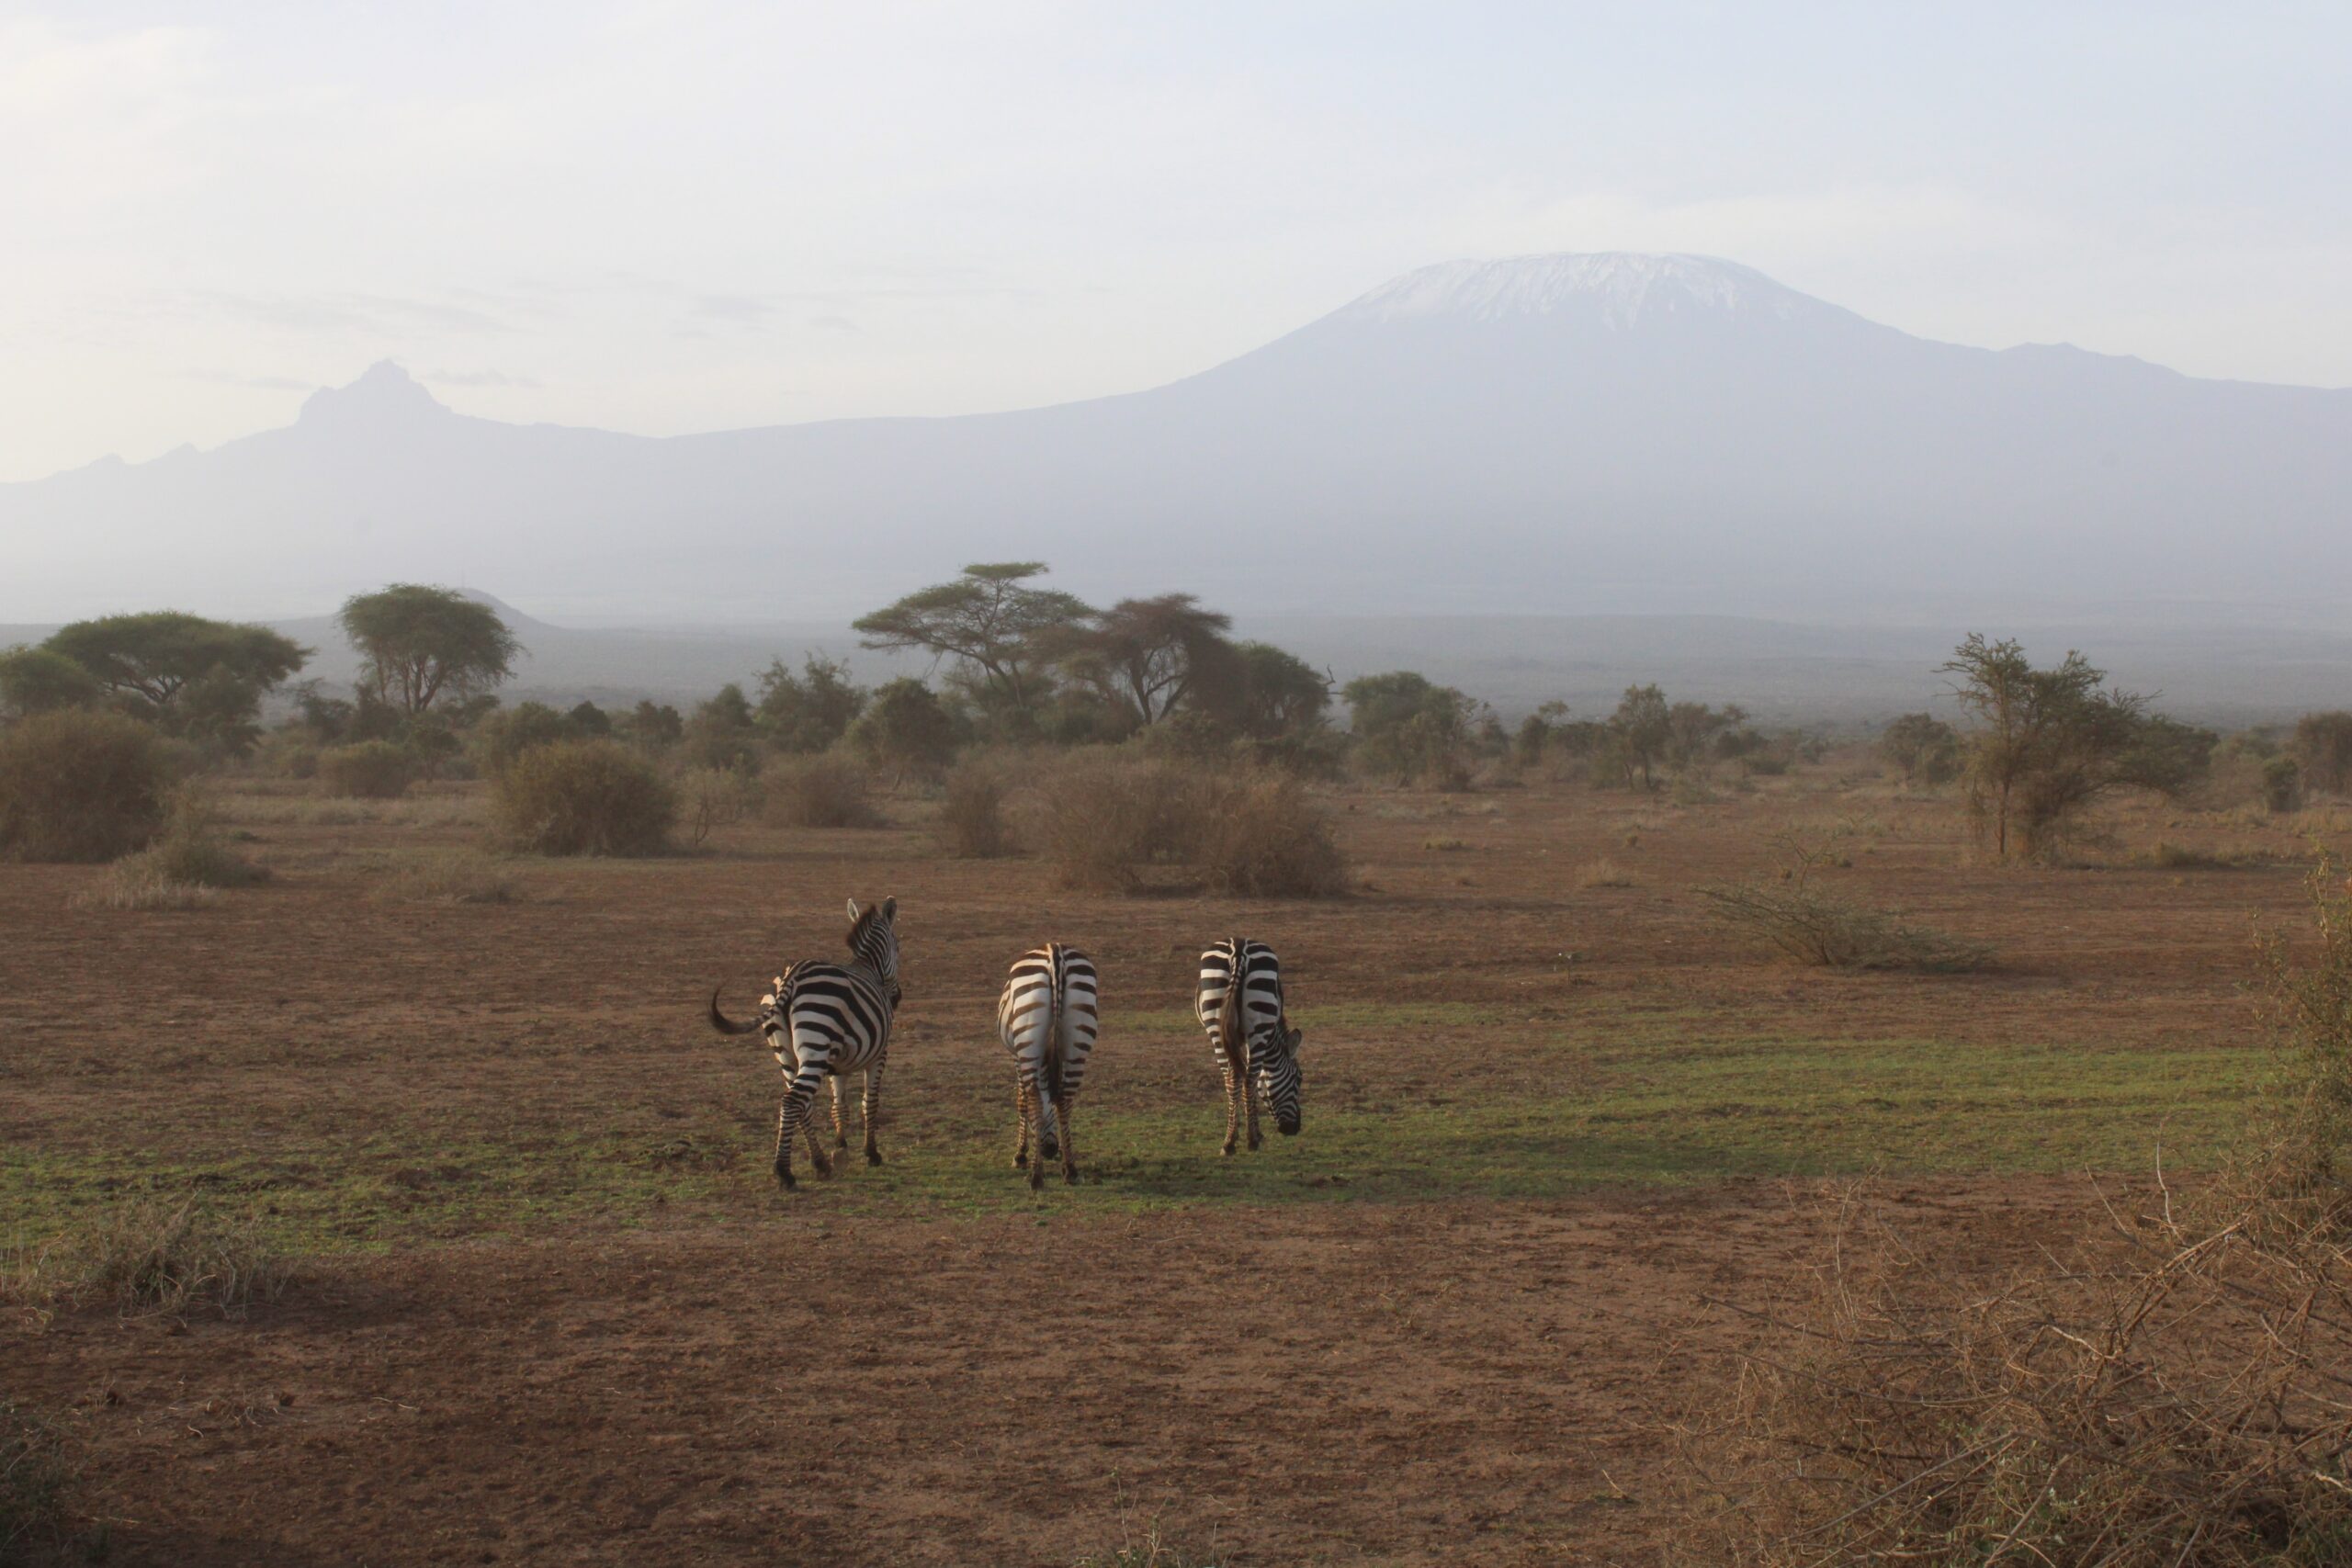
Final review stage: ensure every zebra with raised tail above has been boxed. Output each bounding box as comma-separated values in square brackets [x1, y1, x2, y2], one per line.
[997, 942, 1100, 1189]
[1195, 937, 1303, 1155]
[708, 897, 902, 1189]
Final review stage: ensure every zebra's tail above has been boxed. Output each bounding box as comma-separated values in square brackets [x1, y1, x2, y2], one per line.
[707, 987, 761, 1036]
[1217, 937, 1247, 1061]
[1040, 943, 1066, 1102]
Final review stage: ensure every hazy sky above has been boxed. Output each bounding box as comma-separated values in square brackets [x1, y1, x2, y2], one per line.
[4, 1, 2347, 481]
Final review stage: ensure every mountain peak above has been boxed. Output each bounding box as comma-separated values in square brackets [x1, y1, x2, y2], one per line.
[297, 360, 451, 426]
[1339, 252, 1819, 328]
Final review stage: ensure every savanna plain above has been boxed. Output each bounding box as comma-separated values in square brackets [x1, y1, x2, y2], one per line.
[4, 765, 2344, 1566]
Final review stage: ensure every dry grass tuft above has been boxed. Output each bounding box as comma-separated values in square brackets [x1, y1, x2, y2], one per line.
[0, 1401, 74, 1562]
[1421, 836, 1471, 852]
[368, 849, 519, 905]
[1697, 881, 1993, 972]
[1577, 856, 1639, 888]
[3, 1197, 291, 1319]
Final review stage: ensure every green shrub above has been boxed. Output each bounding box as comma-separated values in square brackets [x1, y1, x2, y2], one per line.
[2265, 756, 2303, 814]
[763, 755, 880, 829]
[0, 708, 175, 863]
[490, 739, 675, 855]
[679, 767, 761, 847]
[318, 739, 416, 799]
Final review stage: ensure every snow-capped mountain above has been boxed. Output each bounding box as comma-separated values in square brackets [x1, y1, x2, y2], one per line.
[5, 253, 2348, 624]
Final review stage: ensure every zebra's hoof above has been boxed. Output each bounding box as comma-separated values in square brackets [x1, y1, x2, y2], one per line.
[1027, 1170, 1045, 1192]
[1012, 1151, 1029, 1168]
[865, 1149, 882, 1168]
[1063, 1168, 1079, 1186]
[775, 1169, 796, 1190]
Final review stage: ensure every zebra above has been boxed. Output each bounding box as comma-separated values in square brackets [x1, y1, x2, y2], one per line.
[1195, 937, 1304, 1155]
[996, 942, 1101, 1190]
[708, 897, 902, 1189]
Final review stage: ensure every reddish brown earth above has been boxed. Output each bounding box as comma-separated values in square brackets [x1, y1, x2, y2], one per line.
[10, 1181, 2094, 1567]
[4, 776, 2340, 1564]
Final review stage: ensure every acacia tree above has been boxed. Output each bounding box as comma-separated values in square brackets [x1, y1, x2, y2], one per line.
[339, 585, 520, 716]
[1052, 593, 1238, 727]
[42, 611, 308, 751]
[1942, 635, 2159, 861]
[853, 563, 1090, 723]
[1212, 641, 1333, 739]
[44, 612, 307, 713]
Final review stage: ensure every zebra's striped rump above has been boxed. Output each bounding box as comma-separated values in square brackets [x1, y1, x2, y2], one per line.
[1196, 937, 1304, 1154]
[997, 942, 1100, 1190]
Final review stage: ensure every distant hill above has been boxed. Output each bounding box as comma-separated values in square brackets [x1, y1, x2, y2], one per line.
[6, 252, 2348, 628]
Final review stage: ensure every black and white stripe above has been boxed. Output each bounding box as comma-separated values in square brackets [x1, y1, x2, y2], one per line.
[1195, 937, 1303, 1155]
[997, 942, 1101, 1190]
[709, 896, 902, 1189]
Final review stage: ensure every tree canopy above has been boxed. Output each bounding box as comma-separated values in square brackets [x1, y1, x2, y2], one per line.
[338, 585, 521, 716]
[853, 563, 1090, 719]
[43, 612, 308, 713]
[0, 645, 105, 720]
[1050, 593, 1237, 728]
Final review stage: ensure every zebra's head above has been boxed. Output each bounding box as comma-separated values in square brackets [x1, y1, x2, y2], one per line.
[1254, 1022, 1305, 1136]
[845, 897, 902, 1005]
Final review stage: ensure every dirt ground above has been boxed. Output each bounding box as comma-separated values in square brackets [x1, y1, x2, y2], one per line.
[4, 774, 2342, 1564]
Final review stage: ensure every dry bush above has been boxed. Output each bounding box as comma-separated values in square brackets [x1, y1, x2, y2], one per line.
[1680, 1185, 2352, 1568]
[317, 739, 415, 799]
[1697, 881, 1993, 972]
[678, 767, 760, 847]
[368, 849, 518, 905]
[1201, 773, 1350, 897]
[489, 739, 675, 856]
[937, 760, 1016, 858]
[1029, 751, 1216, 892]
[1029, 753, 1346, 897]
[0, 708, 175, 863]
[0, 1401, 74, 1562]
[68, 863, 220, 910]
[763, 755, 880, 829]
[1577, 856, 1638, 888]
[3, 1197, 290, 1319]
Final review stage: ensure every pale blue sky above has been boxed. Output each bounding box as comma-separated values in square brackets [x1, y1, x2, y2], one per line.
[3, 1, 2346, 479]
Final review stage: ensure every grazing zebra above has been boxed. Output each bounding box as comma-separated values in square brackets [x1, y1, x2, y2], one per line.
[996, 942, 1101, 1190]
[707, 897, 902, 1189]
[1195, 937, 1304, 1155]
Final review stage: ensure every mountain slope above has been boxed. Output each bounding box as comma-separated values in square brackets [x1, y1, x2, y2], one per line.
[6, 254, 2347, 623]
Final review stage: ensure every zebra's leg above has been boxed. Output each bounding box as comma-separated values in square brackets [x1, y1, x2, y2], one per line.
[772, 1094, 797, 1190]
[1013, 1079, 1034, 1168]
[860, 1058, 884, 1167]
[1054, 1096, 1078, 1186]
[829, 1077, 849, 1150]
[1245, 1063, 1263, 1152]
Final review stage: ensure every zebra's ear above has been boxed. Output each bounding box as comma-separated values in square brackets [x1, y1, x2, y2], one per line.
[846, 897, 862, 922]
[880, 896, 897, 922]
[1284, 1025, 1304, 1053]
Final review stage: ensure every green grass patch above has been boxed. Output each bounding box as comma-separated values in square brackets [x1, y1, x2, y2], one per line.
[0, 1032, 2270, 1253]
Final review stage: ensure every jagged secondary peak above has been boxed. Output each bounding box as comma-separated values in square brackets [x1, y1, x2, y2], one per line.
[297, 360, 452, 425]
[1337, 251, 1823, 328]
